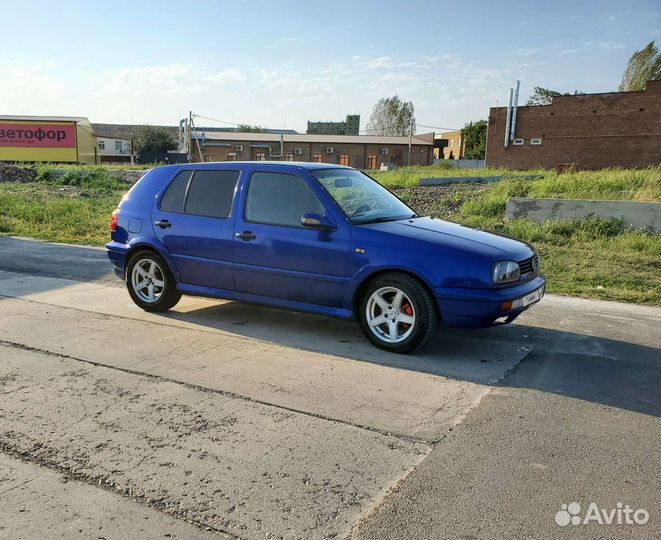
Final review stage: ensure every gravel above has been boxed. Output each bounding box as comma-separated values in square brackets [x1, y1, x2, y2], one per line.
[0, 164, 37, 183]
[393, 183, 491, 219]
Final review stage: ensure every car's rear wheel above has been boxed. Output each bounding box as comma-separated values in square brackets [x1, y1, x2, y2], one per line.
[358, 272, 438, 353]
[126, 251, 181, 312]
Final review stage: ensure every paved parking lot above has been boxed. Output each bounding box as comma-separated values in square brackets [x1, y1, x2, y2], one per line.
[0, 237, 659, 539]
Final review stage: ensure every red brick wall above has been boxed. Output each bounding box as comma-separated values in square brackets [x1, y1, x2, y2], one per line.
[486, 80, 661, 170]
[194, 140, 432, 168]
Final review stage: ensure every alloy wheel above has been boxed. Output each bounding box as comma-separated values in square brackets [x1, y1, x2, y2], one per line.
[365, 286, 416, 343]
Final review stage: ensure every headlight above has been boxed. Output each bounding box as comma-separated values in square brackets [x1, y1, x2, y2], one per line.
[492, 261, 520, 284]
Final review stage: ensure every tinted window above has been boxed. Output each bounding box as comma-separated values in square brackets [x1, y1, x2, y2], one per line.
[246, 172, 324, 227]
[159, 170, 192, 213]
[184, 170, 239, 219]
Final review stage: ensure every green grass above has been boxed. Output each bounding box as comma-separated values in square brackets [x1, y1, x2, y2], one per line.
[0, 182, 125, 245]
[1, 164, 659, 305]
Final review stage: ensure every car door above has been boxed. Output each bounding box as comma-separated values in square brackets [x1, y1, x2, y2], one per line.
[232, 167, 350, 308]
[152, 167, 240, 291]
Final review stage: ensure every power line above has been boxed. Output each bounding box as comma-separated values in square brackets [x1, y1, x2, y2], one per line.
[415, 123, 461, 131]
[191, 113, 241, 127]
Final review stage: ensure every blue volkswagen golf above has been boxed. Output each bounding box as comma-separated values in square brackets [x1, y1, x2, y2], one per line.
[107, 162, 545, 353]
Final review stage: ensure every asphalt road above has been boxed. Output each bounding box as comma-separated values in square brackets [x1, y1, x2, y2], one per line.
[0, 236, 658, 539]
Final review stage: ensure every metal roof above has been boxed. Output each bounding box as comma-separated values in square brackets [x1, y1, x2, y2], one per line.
[0, 114, 90, 122]
[193, 131, 435, 145]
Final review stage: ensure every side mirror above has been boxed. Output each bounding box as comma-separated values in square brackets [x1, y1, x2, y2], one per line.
[301, 212, 336, 231]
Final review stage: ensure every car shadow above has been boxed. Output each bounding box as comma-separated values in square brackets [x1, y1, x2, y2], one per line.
[156, 299, 661, 418]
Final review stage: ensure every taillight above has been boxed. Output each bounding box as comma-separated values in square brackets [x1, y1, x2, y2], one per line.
[110, 209, 119, 232]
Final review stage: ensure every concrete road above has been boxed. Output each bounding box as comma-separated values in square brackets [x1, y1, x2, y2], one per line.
[0, 236, 658, 539]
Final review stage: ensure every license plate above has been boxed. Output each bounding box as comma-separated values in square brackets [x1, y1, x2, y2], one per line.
[521, 286, 544, 307]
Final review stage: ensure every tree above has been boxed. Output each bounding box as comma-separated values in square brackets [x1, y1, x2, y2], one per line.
[619, 41, 661, 91]
[526, 87, 563, 106]
[366, 95, 416, 136]
[132, 126, 176, 153]
[461, 120, 487, 160]
[526, 87, 584, 105]
[236, 124, 269, 133]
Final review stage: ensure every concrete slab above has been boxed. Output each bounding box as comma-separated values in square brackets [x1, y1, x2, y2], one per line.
[0, 454, 222, 540]
[0, 272, 532, 441]
[0, 344, 428, 539]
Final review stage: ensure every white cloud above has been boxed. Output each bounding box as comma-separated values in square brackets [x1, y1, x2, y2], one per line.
[0, 54, 522, 131]
[597, 41, 626, 50]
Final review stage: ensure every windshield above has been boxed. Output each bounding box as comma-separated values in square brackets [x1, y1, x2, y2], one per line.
[312, 169, 416, 224]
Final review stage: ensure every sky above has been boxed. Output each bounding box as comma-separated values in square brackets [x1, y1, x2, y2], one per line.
[1, 0, 659, 133]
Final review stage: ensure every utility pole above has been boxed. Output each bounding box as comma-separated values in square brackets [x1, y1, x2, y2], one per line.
[407, 119, 414, 166]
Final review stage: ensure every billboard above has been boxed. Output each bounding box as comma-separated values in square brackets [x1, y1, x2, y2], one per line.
[0, 120, 78, 162]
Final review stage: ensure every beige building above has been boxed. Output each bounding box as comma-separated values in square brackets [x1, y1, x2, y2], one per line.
[434, 130, 464, 159]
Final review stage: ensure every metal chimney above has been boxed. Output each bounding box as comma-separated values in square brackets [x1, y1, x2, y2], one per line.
[504, 88, 514, 148]
[510, 80, 521, 141]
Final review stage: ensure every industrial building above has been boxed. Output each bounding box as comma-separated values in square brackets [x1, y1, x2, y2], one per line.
[0, 115, 97, 164]
[433, 130, 464, 159]
[486, 80, 661, 170]
[307, 115, 360, 135]
[188, 130, 434, 168]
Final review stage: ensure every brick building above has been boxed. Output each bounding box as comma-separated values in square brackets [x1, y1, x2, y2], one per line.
[307, 115, 360, 135]
[191, 131, 434, 168]
[486, 80, 661, 170]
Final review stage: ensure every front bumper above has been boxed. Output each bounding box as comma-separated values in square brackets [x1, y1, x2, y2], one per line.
[435, 276, 546, 328]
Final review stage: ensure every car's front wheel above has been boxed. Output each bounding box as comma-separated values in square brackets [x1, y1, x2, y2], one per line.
[358, 272, 438, 353]
[126, 251, 181, 312]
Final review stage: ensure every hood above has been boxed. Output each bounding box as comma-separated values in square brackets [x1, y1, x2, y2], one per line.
[366, 217, 533, 261]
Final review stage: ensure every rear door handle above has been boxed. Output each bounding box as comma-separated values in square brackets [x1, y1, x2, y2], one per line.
[154, 219, 172, 229]
[235, 231, 256, 241]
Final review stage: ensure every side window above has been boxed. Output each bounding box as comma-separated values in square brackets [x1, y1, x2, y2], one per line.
[184, 170, 240, 219]
[159, 170, 192, 213]
[246, 172, 324, 227]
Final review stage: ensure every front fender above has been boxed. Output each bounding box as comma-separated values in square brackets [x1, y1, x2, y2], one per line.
[343, 262, 438, 313]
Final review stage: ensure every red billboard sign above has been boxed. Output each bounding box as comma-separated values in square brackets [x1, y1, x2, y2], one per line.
[0, 122, 77, 148]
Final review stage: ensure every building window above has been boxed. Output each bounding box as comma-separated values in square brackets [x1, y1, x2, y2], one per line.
[98, 140, 105, 150]
[204, 154, 213, 162]
[227, 152, 237, 161]
[255, 151, 266, 161]
[312, 153, 324, 163]
[114, 140, 123, 152]
[340, 154, 350, 166]
[367, 154, 377, 169]
[284, 152, 294, 161]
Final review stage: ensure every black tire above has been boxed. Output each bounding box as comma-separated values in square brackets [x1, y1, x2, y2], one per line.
[126, 250, 181, 312]
[358, 272, 438, 354]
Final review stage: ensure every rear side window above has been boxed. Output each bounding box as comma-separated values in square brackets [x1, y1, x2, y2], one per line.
[185, 170, 240, 219]
[246, 172, 324, 227]
[159, 170, 192, 213]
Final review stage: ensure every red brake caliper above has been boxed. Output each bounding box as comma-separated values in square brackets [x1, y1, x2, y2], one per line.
[400, 303, 413, 330]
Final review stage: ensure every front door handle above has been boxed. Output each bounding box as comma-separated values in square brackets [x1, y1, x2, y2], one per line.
[235, 231, 256, 241]
[154, 219, 172, 229]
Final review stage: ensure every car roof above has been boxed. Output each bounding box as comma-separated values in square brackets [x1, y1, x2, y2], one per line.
[161, 161, 353, 172]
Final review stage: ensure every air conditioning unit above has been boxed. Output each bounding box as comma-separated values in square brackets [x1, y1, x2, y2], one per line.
[326, 146, 334, 154]
[294, 148, 303, 155]
[236, 144, 243, 151]
[381, 148, 389, 155]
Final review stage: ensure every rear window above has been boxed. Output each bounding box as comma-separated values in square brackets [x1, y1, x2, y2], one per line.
[159, 171, 192, 213]
[184, 170, 239, 219]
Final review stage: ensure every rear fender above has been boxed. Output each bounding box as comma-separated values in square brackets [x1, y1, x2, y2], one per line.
[125, 237, 181, 283]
